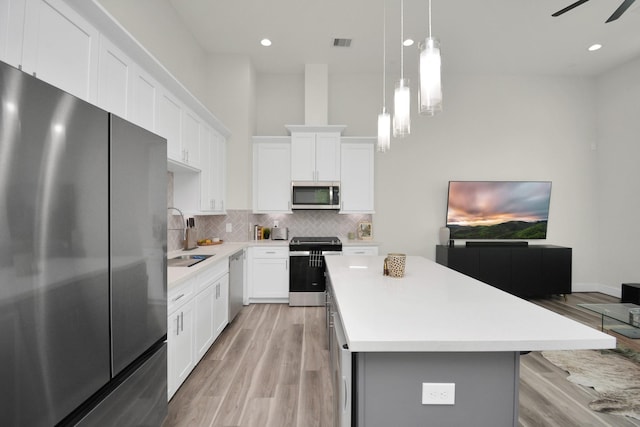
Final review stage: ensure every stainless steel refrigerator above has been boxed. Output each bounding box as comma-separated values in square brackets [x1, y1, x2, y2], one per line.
[0, 60, 168, 426]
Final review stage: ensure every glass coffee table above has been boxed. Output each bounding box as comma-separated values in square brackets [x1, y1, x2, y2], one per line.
[578, 303, 640, 339]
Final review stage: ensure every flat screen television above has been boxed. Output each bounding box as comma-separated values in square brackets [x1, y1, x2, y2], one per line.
[446, 181, 552, 240]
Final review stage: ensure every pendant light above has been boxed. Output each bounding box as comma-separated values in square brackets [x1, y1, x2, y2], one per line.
[393, 0, 410, 138]
[419, 0, 443, 115]
[377, 0, 391, 152]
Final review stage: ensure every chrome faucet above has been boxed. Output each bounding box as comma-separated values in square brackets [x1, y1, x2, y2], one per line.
[167, 206, 186, 242]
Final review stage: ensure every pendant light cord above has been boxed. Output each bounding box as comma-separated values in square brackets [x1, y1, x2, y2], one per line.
[428, 0, 432, 38]
[382, 0, 386, 107]
[400, 0, 404, 79]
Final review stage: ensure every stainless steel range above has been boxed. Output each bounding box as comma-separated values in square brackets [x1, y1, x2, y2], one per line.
[289, 236, 342, 306]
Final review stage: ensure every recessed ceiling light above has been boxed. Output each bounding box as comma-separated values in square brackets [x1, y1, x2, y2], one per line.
[260, 38, 272, 47]
[588, 43, 602, 52]
[403, 38, 414, 47]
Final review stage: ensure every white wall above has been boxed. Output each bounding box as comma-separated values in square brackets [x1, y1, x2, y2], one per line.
[256, 72, 602, 288]
[255, 73, 304, 135]
[206, 54, 255, 209]
[97, 0, 208, 99]
[596, 57, 640, 294]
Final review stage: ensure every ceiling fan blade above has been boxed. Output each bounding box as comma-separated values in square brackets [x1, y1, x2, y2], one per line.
[606, 0, 636, 22]
[552, 0, 592, 17]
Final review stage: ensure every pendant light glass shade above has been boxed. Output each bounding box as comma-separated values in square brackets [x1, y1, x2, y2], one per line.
[419, 37, 443, 115]
[393, 78, 410, 137]
[377, 107, 391, 152]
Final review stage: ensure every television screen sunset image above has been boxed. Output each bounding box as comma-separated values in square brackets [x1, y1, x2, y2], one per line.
[446, 181, 552, 239]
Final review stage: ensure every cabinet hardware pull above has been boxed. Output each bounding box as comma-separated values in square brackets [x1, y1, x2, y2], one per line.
[180, 312, 184, 332]
[176, 316, 180, 336]
[172, 294, 185, 302]
[343, 377, 348, 410]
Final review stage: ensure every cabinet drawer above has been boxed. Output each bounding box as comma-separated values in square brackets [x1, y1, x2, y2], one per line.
[252, 247, 289, 258]
[343, 246, 378, 256]
[168, 278, 195, 314]
[197, 259, 228, 291]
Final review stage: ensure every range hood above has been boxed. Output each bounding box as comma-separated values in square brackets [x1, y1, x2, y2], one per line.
[304, 64, 329, 125]
[288, 64, 345, 133]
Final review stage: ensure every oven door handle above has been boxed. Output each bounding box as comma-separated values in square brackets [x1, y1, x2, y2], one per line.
[290, 251, 310, 256]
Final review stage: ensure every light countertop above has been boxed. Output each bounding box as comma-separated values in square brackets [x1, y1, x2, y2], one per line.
[325, 255, 616, 353]
[168, 242, 248, 289]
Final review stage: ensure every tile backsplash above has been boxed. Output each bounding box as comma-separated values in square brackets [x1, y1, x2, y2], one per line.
[167, 172, 372, 252]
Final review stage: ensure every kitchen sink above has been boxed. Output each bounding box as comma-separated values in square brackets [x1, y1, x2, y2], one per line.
[168, 254, 214, 267]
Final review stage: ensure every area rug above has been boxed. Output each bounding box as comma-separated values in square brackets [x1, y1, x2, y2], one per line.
[541, 348, 640, 420]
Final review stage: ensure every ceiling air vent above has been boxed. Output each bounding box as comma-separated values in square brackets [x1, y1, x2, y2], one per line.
[333, 38, 352, 47]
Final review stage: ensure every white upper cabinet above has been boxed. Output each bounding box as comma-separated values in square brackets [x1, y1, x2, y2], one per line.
[159, 90, 184, 163]
[290, 131, 341, 182]
[253, 137, 291, 213]
[97, 36, 132, 119]
[130, 65, 159, 132]
[340, 139, 375, 214]
[200, 126, 226, 214]
[22, 0, 99, 102]
[0, 0, 26, 68]
[182, 107, 201, 169]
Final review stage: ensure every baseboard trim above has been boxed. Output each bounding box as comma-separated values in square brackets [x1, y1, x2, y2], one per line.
[572, 282, 620, 298]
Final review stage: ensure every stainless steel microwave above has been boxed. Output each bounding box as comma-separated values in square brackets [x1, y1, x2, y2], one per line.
[291, 181, 340, 210]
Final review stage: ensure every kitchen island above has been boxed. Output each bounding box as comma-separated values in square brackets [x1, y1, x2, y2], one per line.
[325, 255, 615, 427]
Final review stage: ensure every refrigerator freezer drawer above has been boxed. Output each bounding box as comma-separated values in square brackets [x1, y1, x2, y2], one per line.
[75, 342, 168, 427]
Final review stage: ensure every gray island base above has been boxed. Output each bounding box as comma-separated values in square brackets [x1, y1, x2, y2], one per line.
[325, 255, 615, 427]
[356, 352, 518, 426]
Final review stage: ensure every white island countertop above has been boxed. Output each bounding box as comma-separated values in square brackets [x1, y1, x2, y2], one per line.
[325, 255, 616, 353]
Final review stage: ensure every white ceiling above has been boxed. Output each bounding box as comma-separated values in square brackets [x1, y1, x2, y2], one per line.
[167, 0, 640, 77]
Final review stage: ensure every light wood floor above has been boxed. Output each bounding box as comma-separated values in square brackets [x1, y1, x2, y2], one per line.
[164, 293, 640, 427]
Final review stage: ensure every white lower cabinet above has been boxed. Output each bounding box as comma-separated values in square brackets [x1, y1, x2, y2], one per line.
[168, 259, 229, 400]
[248, 246, 289, 302]
[193, 283, 214, 363]
[214, 274, 229, 337]
[167, 278, 195, 400]
[342, 246, 379, 256]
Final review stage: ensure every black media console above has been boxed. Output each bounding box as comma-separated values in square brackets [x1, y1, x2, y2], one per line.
[435, 244, 572, 298]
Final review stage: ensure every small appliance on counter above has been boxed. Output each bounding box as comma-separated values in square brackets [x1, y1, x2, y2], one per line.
[184, 217, 198, 250]
[271, 227, 289, 240]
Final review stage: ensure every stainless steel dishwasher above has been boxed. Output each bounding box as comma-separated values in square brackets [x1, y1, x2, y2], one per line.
[228, 249, 244, 323]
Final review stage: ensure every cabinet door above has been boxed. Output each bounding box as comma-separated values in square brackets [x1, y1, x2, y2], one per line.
[182, 108, 201, 168]
[97, 36, 132, 119]
[210, 130, 226, 213]
[159, 90, 183, 162]
[446, 247, 479, 278]
[340, 142, 374, 213]
[131, 65, 158, 132]
[0, 0, 26, 68]
[542, 248, 572, 295]
[200, 127, 213, 211]
[22, 0, 99, 102]
[315, 133, 340, 181]
[194, 285, 214, 363]
[511, 248, 542, 298]
[342, 246, 378, 256]
[167, 301, 194, 400]
[214, 274, 229, 338]
[253, 141, 291, 213]
[291, 132, 316, 181]
[478, 248, 512, 293]
[251, 258, 289, 298]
